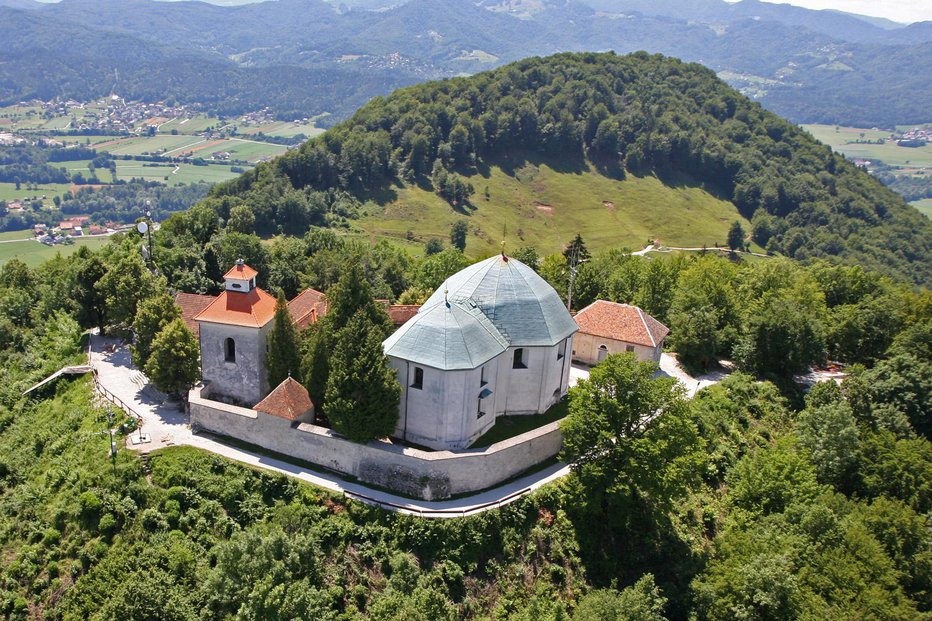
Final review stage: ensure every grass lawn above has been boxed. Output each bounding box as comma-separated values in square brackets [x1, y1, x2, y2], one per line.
[0, 237, 110, 267]
[911, 198, 932, 218]
[360, 156, 747, 257]
[471, 399, 568, 448]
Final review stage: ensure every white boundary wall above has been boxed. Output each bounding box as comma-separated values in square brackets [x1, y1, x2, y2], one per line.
[189, 384, 563, 500]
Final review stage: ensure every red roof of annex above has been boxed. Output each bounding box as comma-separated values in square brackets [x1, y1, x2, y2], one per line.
[574, 300, 670, 348]
[253, 377, 314, 421]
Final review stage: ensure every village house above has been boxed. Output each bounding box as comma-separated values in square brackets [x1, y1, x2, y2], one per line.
[572, 300, 669, 365]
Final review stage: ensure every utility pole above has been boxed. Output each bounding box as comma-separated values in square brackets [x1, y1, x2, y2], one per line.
[567, 245, 585, 312]
[137, 199, 155, 272]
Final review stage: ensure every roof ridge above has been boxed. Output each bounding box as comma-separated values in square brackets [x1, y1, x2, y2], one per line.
[636, 306, 656, 347]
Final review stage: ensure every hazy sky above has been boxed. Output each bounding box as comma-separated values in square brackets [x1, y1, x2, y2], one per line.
[744, 0, 932, 24]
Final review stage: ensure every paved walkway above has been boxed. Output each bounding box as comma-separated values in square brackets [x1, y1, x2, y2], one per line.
[89, 334, 723, 518]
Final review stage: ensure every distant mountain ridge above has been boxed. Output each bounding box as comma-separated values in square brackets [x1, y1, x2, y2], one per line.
[0, 0, 930, 126]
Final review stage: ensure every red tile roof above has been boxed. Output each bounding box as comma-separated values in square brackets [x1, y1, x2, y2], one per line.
[174, 292, 215, 338]
[224, 262, 259, 281]
[288, 288, 327, 330]
[574, 300, 669, 348]
[387, 304, 420, 326]
[254, 377, 314, 421]
[194, 287, 277, 328]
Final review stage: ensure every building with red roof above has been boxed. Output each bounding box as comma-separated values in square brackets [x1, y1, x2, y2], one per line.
[287, 288, 327, 330]
[194, 260, 281, 406]
[572, 300, 669, 365]
[174, 292, 214, 338]
[253, 377, 314, 423]
[189, 260, 330, 406]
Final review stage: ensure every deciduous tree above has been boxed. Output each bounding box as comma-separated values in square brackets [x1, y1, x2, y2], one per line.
[132, 293, 181, 369]
[144, 318, 199, 397]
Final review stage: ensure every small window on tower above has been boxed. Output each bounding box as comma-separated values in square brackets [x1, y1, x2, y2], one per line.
[225, 338, 236, 363]
[557, 340, 566, 360]
[411, 367, 424, 390]
[231, 283, 242, 289]
[513, 348, 527, 369]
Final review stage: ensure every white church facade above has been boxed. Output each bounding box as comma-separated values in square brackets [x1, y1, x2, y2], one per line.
[383, 254, 578, 450]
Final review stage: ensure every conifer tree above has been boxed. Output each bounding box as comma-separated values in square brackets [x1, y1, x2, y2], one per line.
[563, 233, 590, 265]
[302, 262, 391, 410]
[325, 311, 400, 443]
[132, 293, 181, 369]
[144, 318, 200, 397]
[267, 290, 301, 389]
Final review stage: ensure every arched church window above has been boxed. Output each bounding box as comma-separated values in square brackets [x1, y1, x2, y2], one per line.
[225, 338, 236, 363]
[597, 344, 608, 362]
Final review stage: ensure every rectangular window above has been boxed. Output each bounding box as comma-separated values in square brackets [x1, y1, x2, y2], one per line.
[480, 365, 488, 386]
[625, 345, 635, 353]
[477, 398, 486, 419]
[557, 339, 566, 360]
[411, 367, 424, 390]
[512, 348, 527, 369]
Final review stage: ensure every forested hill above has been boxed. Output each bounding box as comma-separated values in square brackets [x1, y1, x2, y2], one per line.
[208, 52, 932, 286]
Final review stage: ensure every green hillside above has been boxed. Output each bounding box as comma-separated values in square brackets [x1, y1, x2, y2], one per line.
[358, 160, 744, 256]
[206, 51, 931, 285]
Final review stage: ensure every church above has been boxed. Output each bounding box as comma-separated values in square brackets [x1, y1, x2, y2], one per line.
[382, 254, 578, 450]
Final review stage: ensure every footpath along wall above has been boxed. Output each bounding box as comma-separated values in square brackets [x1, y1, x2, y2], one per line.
[189, 384, 563, 500]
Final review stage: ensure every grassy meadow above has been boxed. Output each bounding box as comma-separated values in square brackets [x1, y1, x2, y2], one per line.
[0, 236, 110, 266]
[802, 123, 932, 167]
[911, 198, 932, 218]
[358, 159, 747, 257]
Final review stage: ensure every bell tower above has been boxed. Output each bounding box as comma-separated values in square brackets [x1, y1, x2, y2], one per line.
[194, 260, 276, 406]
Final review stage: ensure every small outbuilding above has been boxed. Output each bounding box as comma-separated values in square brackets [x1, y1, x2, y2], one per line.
[573, 300, 669, 365]
[253, 377, 315, 424]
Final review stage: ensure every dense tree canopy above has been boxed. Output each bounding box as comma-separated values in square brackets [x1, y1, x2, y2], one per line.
[204, 52, 930, 285]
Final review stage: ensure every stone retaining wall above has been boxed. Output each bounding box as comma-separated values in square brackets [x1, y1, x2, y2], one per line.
[189, 384, 563, 500]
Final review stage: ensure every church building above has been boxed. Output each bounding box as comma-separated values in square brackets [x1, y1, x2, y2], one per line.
[383, 254, 578, 450]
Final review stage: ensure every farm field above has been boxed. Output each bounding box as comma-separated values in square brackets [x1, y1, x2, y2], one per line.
[0, 182, 73, 207]
[0, 228, 36, 241]
[220, 138, 287, 161]
[912, 198, 932, 218]
[803, 124, 932, 167]
[357, 158, 747, 257]
[0, 236, 110, 267]
[241, 120, 323, 139]
[167, 163, 241, 185]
